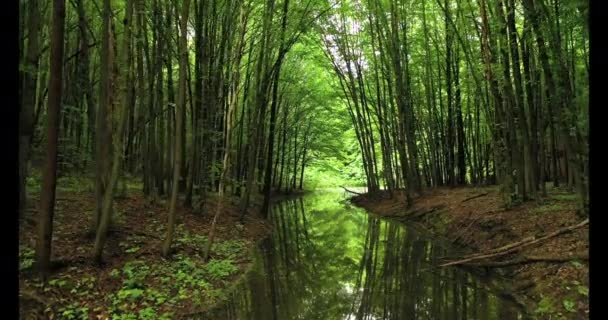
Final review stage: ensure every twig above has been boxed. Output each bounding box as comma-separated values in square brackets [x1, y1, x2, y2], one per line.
[461, 192, 489, 203]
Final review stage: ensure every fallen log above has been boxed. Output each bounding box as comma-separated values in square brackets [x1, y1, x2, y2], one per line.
[439, 218, 588, 267]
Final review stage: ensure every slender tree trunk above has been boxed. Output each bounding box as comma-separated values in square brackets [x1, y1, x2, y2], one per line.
[36, 0, 66, 278]
[162, 0, 191, 257]
[19, 0, 41, 218]
[93, 0, 134, 263]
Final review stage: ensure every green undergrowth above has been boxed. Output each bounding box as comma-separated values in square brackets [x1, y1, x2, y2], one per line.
[20, 234, 249, 319]
[533, 269, 589, 319]
[529, 201, 567, 215]
[528, 189, 577, 216]
[26, 169, 142, 194]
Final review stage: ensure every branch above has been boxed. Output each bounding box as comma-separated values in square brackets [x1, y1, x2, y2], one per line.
[461, 192, 489, 203]
[340, 186, 364, 196]
[465, 254, 589, 268]
[439, 218, 589, 267]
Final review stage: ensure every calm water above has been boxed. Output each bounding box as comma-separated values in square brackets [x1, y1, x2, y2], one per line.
[202, 189, 526, 320]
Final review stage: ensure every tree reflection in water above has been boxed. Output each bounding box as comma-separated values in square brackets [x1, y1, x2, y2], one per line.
[201, 190, 526, 320]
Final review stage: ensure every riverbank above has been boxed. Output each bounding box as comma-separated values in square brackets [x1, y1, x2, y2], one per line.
[351, 186, 589, 318]
[19, 179, 272, 319]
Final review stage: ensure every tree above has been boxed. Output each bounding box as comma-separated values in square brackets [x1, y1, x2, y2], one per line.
[162, 0, 191, 257]
[93, 0, 134, 263]
[19, 0, 41, 218]
[36, 0, 66, 278]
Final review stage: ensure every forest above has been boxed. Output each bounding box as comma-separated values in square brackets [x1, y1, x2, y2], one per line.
[19, 0, 589, 318]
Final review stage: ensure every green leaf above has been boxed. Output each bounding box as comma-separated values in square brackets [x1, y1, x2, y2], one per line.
[577, 285, 589, 297]
[125, 246, 140, 253]
[563, 299, 576, 312]
[535, 296, 555, 314]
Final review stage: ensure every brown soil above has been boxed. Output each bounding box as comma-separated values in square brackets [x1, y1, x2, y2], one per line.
[351, 186, 589, 318]
[19, 188, 271, 319]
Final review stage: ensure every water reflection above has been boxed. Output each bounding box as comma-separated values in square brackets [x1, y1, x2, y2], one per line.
[202, 190, 525, 319]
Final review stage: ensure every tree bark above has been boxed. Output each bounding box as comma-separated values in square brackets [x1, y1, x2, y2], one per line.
[162, 0, 191, 257]
[19, 0, 41, 218]
[36, 0, 66, 278]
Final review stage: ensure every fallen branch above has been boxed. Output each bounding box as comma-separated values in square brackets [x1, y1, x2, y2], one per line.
[340, 186, 365, 196]
[439, 218, 588, 267]
[465, 254, 589, 268]
[461, 192, 488, 203]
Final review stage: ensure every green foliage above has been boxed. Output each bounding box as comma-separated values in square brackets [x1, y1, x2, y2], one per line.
[59, 303, 89, 320]
[120, 260, 150, 289]
[576, 284, 589, 297]
[56, 174, 92, 192]
[144, 289, 169, 305]
[112, 312, 138, 320]
[104, 252, 230, 318]
[176, 230, 208, 247]
[551, 193, 579, 202]
[535, 296, 556, 315]
[204, 259, 238, 280]
[49, 277, 70, 288]
[117, 288, 144, 301]
[138, 307, 157, 319]
[26, 171, 41, 190]
[563, 299, 576, 313]
[530, 201, 566, 215]
[212, 240, 246, 259]
[19, 245, 35, 271]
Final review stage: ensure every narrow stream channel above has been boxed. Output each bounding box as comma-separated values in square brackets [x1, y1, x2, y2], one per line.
[201, 189, 526, 319]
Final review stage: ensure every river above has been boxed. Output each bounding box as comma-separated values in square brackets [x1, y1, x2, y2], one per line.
[201, 189, 526, 319]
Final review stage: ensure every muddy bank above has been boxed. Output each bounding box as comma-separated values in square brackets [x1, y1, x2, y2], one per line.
[351, 186, 589, 318]
[19, 188, 272, 319]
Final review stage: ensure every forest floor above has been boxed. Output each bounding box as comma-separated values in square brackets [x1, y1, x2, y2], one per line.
[351, 185, 589, 319]
[19, 175, 272, 319]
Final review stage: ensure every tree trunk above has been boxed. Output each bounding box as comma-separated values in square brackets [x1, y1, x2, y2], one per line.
[36, 0, 66, 278]
[93, 0, 133, 263]
[162, 0, 191, 257]
[19, 0, 41, 218]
